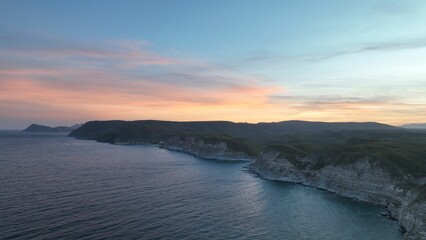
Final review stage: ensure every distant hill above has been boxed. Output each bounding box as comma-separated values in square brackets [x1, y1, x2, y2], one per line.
[69, 120, 399, 143]
[400, 123, 426, 129]
[23, 123, 83, 133]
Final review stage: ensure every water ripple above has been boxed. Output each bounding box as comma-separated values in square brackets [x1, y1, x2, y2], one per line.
[0, 132, 403, 240]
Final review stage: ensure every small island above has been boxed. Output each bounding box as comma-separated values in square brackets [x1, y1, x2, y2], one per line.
[23, 123, 82, 133]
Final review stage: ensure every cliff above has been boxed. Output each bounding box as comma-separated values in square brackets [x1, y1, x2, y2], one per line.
[159, 135, 254, 161]
[249, 145, 426, 240]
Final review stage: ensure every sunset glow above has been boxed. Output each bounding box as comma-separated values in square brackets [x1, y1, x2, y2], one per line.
[1, 1, 426, 128]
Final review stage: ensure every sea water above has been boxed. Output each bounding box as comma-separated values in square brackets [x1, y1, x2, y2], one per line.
[0, 132, 402, 239]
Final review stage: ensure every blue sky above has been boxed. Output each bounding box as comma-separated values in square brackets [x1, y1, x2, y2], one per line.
[1, 0, 426, 128]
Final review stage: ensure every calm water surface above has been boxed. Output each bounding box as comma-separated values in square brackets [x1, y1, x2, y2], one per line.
[0, 132, 402, 239]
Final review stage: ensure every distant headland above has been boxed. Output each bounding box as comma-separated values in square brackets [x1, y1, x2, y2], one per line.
[23, 123, 83, 133]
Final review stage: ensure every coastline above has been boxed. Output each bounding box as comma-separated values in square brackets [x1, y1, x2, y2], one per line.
[244, 164, 401, 221]
[69, 135, 425, 240]
[246, 164, 399, 214]
[148, 143, 425, 240]
[158, 145, 254, 162]
[247, 151, 425, 240]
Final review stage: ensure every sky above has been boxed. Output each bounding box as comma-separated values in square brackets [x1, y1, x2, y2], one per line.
[1, 0, 426, 129]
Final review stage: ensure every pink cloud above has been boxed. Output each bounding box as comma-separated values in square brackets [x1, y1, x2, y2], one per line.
[0, 63, 284, 124]
[1, 39, 182, 69]
[1, 37, 424, 127]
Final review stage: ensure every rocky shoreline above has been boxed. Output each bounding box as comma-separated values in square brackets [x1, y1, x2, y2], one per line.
[68, 120, 426, 240]
[158, 136, 255, 162]
[78, 136, 426, 240]
[248, 147, 425, 240]
[74, 135, 426, 239]
[153, 138, 425, 239]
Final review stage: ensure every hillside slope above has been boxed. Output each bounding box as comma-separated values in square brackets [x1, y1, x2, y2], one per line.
[69, 120, 398, 142]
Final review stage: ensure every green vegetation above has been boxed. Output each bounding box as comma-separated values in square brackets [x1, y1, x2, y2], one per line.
[70, 120, 426, 178]
[416, 185, 426, 203]
[260, 131, 426, 178]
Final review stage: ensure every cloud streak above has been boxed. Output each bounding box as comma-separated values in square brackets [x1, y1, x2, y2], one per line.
[1, 34, 425, 128]
[267, 94, 426, 124]
[222, 36, 426, 66]
[0, 36, 182, 69]
[307, 37, 426, 62]
[0, 34, 285, 127]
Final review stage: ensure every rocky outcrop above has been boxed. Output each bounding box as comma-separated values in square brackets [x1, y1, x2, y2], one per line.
[159, 136, 254, 161]
[249, 147, 426, 240]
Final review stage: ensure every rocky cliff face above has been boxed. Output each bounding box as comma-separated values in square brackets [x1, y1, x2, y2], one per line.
[159, 136, 254, 161]
[250, 148, 426, 240]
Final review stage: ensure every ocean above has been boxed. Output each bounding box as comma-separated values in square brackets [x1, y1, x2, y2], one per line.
[0, 131, 402, 239]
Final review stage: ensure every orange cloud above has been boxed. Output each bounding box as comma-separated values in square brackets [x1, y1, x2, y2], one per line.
[2, 72, 424, 126]
[0, 68, 283, 125]
[1, 37, 425, 128]
[266, 98, 426, 125]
